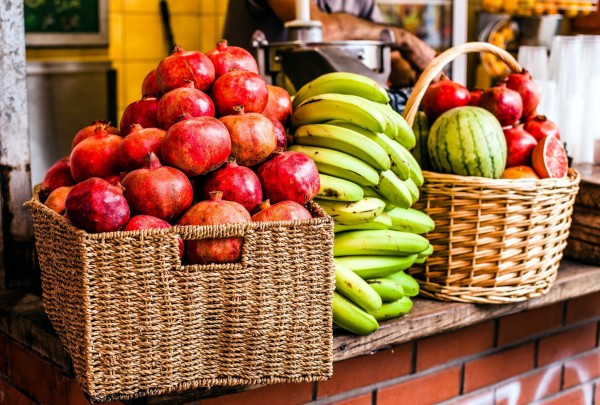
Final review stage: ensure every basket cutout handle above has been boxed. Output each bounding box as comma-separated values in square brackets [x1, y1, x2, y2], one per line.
[403, 42, 522, 127]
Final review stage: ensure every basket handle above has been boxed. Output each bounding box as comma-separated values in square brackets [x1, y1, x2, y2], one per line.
[403, 42, 523, 127]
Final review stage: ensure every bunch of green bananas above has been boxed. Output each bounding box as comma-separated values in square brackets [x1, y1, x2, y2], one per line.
[289, 72, 435, 335]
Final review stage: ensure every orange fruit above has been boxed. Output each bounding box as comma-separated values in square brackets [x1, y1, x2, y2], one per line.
[501, 165, 540, 179]
[531, 135, 568, 178]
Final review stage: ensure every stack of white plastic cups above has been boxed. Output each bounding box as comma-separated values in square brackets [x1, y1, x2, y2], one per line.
[517, 45, 552, 116]
[579, 35, 600, 163]
[548, 36, 584, 162]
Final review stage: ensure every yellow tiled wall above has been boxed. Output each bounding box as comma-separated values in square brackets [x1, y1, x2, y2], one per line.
[26, 0, 229, 125]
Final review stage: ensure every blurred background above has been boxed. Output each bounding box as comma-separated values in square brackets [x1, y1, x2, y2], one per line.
[24, 0, 600, 184]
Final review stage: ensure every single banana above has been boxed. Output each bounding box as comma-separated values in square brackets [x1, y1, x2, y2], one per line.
[394, 140, 425, 187]
[335, 254, 418, 279]
[414, 244, 434, 263]
[367, 278, 405, 301]
[288, 144, 380, 186]
[334, 212, 392, 232]
[366, 99, 398, 139]
[327, 120, 411, 181]
[333, 229, 430, 257]
[361, 187, 397, 211]
[293, 124, 391, 171]
[292, 72, 390, 109]
[385, 271, 420, 297]
[404, 178, 420, 204]
[387, 207, 435, 234]
[374, 170, 413, 209]
[377, 102, 417, 150]
[291, 93, 388, 134]
[332, 291, 380, 335]
[368, 296, 413, 321]
[334, 260, 382, 312]
[317, 173, 364, 202]
[316, 197, 386, 226]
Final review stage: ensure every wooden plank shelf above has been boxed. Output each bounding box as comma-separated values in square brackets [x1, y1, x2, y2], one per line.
[1, 259, 599, 404]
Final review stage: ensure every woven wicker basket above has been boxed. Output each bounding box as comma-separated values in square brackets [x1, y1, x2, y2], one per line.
[403, 42, 581, 304]
[25, 192, 335, 403]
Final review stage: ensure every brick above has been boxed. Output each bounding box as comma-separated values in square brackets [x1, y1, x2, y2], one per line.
[317, 344, 412, 398]
[463, 344, 535, 393]
[7, 340, 70, 405]
[416, 321, 494, 372]
[537, 323, 597, 367]
[0, 334, 7, 376]
[0, 376, 37, 405]
[563, 349, 600, 389]
[535, 385, 594, 405]
[495, 366, 561, 405]
[331, 392, 372, 405]
[566, 291, 600, 324]
[448, 389, 494, 405]
[198, 382, 314, 405]
[497, 303, 563, 346]
[377, 366, 460, 405]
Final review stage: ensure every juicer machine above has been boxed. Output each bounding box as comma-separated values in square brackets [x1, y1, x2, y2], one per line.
[251, 0, 395, 91]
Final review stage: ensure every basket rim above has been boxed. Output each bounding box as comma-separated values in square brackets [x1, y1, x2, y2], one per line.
[421, 167, 581, 188]
[25, 191, 333, 240]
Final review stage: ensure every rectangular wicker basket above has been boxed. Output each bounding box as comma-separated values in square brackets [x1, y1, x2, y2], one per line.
[403, 42, 581, 304]
[26, 193, 335, 403]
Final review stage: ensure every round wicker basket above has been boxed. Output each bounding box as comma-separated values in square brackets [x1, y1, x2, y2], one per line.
[403, 42, 581, 304]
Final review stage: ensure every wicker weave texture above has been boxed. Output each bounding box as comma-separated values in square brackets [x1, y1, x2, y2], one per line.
[403, 42, 581, 304]
[410, 170, 580, 303]
[27, 195, 335, 403]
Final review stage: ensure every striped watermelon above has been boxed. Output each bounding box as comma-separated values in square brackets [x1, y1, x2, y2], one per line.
[427, 106, 506, 179]
[410, 111, 431, 170]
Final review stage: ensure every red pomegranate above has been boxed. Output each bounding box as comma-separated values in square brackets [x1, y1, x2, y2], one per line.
[504, 70, 541, 119]
[202, 160, 263, 213]
[65, 177, 130, 233]
[121, 152, 193, 222]
[256, 150, 320, 205]
[219, 106, 277, 167]
[478, 84, 523, 127]
[44, 186, 74, 215]
[420, 79, 471, 121]
[40, 156, 75, 199]
[205, 39, 259, 78]
[161, 116, 231, 177]
[210, 69, 269, 117]
[156, 44, 215, 94]
[102, 172, 126, 186]
[251, 200, 312, 222]
[119, 95, 160, 135]
[178, 191, 251, 264]
[142, 68, 160, 97]
[468, 89, 484, 107]
[71, 120, 120, 150]
[504, 125, 538, 167]
[261, 84, 293, 125]
[268, 116, 287, 150]
[523, 115, 560, 142]
[70, 126, 123, 183]
[119, 124, 166, 171]
[156, 81, 215, 130]
[124, 214, 184, 258]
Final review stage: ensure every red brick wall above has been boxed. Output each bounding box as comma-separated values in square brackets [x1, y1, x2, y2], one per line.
[1, 291, 600, 405]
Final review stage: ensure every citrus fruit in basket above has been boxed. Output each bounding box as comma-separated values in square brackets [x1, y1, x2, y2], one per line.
[427, 106, 507, 179]
[501, 165, 540, 179]
[532, 135, 568, 179]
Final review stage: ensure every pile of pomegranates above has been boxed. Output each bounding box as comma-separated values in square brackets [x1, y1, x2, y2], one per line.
[420, 70, 567, 179]
[39, 40, 315, 265]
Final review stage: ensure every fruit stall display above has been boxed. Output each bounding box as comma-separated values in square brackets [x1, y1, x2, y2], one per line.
[403, 42, 580, 303]
[26, 41, 336, 402]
